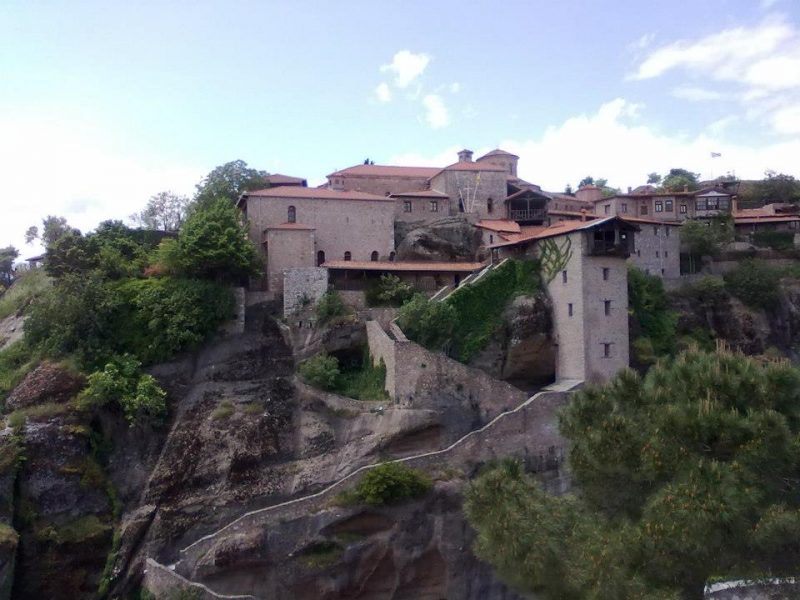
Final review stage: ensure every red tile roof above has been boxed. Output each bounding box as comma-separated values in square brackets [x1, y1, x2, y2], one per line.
[734, 215, 800, 225]
[489, 216, 627, 248]
[323, 260, 486, 272]
[476, 219, 522, 233]
[477, 148, 519, 159]
[390, 190, 449, 198]
[441, 161, 506, 172]
[547, 210, 599, 219]
[327, 164, 441, 179]
[266, 223, 315, 230]
[243, 185, 392, 202]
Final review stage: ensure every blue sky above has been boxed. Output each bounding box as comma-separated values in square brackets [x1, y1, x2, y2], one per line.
[2, 0, 799, 253]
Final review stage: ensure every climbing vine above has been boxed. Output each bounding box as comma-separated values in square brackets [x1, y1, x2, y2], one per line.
[538, 237, 573, 283]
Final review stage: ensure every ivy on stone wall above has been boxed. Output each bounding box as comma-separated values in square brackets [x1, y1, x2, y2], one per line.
[538, 237, 573, 283]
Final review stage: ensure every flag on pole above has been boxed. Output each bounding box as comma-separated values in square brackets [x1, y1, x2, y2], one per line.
[711, 152, 722, 158]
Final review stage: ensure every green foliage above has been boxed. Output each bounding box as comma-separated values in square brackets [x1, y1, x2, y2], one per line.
[397, 293, 458, 353]
[539, 238, 573, 283]
[467, 349, 800, 599]
[681, 214, 734, 262]
[298, 353, 340, 391]
[131, 191, 190, 231]
[684, 276, 727, 304]
[444, 259, 541, 361]
[336, 355, 389, 402]
[0, 341, 38, 403]
[36, 514, 112, 545]
[299, 541, 343, 568]
[0, 246, 18, 287]
[114, 278, 233, 364]
[739, 171, 800, 205]
[751, 230, 795, 251]
[627, 266, 676, 356]
[365, 274, 416, 307]
[78, 355, 166, 426]
[661, 167, 700, 192]
[315, 290, 346, 323]
[0, 269, 51, 319]
[193, 159, 270, 208]
[351, 462, 431, 506]
[165, 198, 260, 283]
[723, 259, 781, 309]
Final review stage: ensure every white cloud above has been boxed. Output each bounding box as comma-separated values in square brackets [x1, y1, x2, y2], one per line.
[0, 114, 204, 256]
[671, 86, 725, 102]
[771, 104, 800, 134]
[421, 94, 449, 128]
[374, 82, 392, 102]
[449, 82, 461, 93]
[629, 32, 655, 51]
[380, 50, 430, 89]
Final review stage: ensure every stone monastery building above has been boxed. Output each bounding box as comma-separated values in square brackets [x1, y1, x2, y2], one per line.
[237, 148, 767, 383]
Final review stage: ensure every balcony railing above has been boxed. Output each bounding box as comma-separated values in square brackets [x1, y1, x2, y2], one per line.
[509, 208, 546, 221]
[590, 240, 631, 258]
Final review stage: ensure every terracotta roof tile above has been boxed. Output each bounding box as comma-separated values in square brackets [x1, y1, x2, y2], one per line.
[489, 216, 627, 248]
[327, 164, 440, 178]
[734, 215, 800, 224]
[476, 219, 522, 233]
[323, 260, 485, 272]
[441, 161, 506, 172]
[477, 148, 520, 159]
[244, 185, 392, 202]
[265, 174, 307, 185]
[390, 190, 449, 198]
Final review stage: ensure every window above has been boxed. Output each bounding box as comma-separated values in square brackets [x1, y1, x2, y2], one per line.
[696, 198, 707, 211]
[680, 204, 687, 214]
[655, 201, 663, 212]
[664, 250, 668, 258]
[562, 270, 568, 284]
[641, 205, 648, 215]
[666, 228, 671, 237]
[287, 205, 296, 223]
[430, 200, 438, 212]
[602, 267, 609, 281]
[403, 201, 412, 213]
[370, 251, 378, 261]
[604, 204, 611, 215]
[707, 197, 719, 210]
[621, 203, 628, 213]
[665, 200, 673, 212]
[489, 234, 494, 243]
[459, 199, 465, 213]
[661, 268, 665, 275]
[603, 343, 611, 358]
[487, 198, 494, 214]
[317, 250, 325, 266]
[344, 251, 352, 261]
[637, 249, 641, 257]
[653, 226, 658, 235]
[719, 198, 730, 210]
[568, 303, 573, 316]
[604, 300, 611, 316]
[656, 250, 660, 258]
[389, 251, 395, 261]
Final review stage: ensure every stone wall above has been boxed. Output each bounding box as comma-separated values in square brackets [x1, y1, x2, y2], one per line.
[705, 580, 800, 599]
[630, 223, 681, 279]
[367, 320, 528, 423]
[264, 228, 315, 293]
[283, 268, 328, 317]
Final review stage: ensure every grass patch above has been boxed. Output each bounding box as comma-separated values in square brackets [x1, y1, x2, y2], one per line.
[211, 400, 235, 420]
[0, 341, 38, 403]
[242, 402, 263, 415]
[0, 269, 51, 320]
[299, 348, 389, 402]
[0, 523, 19, 547]
[299, 541, 343, 569]
[35, 514, 111, 545]
[7, 401, 70, 425]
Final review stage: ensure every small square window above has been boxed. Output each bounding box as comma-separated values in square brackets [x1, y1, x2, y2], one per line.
[655, 201, 663, 212]
[665, 200, 673, 211]
[637, 249, 641, 257]
[403, 201, 412, 213]
[602, 267, 609, 281]
[653, 226, 659, 235]
[604, 300, 611, 315]
[430, 200, 438, 212]
[656, 250, 660, 258]
[562, 270, 568, 284]
[604, 204, 610, 215]
[489, 234, 494, 243]
[621, 203, 628, 213]
[664, 250, 668, 258]
[680, 204, 688, 214]
[661, 268, 665, 275]
[568, 303, 573, 317]
[641, 205, 648, 215]
[603, 343, 611, 358]
[666, 228, 671, 237]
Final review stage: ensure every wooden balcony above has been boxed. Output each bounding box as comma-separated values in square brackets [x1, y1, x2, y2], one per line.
[509, 208, 546, 221]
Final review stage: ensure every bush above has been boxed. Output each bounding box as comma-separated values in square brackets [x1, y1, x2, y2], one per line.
[685, 276, 727, 304]
[752, 231, 795, 251]
[336, 354, 389, 401]
[298, 353, 340, 391]
[78, 355, 167, 426]
[315, 290, 346, 323]
[352, 462, 431, 506]
[397, 293, 458, 352]
[627, 266, 676, 356]
[724, 259, 781, 309]
[365, 274, 416, 307]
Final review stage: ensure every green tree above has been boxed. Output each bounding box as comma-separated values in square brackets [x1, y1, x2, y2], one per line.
[745, 171, 800, 205]
[662, 168, 700, 192]
[131, 191, 190, 231]
[0, 246, 18, 286]
[194, 160, 270, 208]
[627, 266, 676, 358]
[647, 172, 662, 185]
[397, 293, 458, 352]
[681, 214, 734, 273]
[578, 176, 595, 188]
[40, 215, 72, 247]
[466, 348, 800, 600]
[167, 198, 260, 282]
[23, 226, 38, 245]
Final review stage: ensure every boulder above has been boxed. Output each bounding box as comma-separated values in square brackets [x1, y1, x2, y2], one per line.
[395, 217, 482, 262]
[5, 361, 85, 411]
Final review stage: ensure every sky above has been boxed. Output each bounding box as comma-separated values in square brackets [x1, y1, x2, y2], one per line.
[2, 0, 800, 256]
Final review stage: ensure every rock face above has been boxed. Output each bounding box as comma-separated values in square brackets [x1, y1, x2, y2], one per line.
[395, 217, 482, 262]
[469, 294, 556, 389]
[5, 361, 85, 411]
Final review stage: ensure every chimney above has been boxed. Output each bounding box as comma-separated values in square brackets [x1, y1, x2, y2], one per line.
[683, 185, 689, 192]
[627, 186, 632, 194]
[457, 149, 473, 163]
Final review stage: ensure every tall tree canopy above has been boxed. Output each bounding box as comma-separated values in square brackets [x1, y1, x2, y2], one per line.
[131, 191, 190, 231]
[661, 168, 701, 192]
[194, 159, 270, 207]
[0, 246, 19, 286]
[466, 348, 800, 600]
[740, 171, 800, 205]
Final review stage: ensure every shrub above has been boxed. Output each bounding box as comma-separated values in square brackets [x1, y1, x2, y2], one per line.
[724, 259, 781, 309]
[336, 354, 389, 401]
[365, 274, 416, 307]
[315, 290, 346, 323]
[627, 266, 676, 356]
[352, 462, 431, 506]
[397, 293, 458, 352]
[78, 355, 167, 426]
[685, 276, 727, 305]
[752, 231, 795, 251]
[298, 353, 340, 391]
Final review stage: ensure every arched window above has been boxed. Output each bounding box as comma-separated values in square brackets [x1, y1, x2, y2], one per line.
[487, 198, 494, 214]
[344, 251, 352, 261]
[371, 251, 379, 261]
[287, 205, 296, 223]
[389, 251, 396, 262]
[317, 250, 325, 266]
